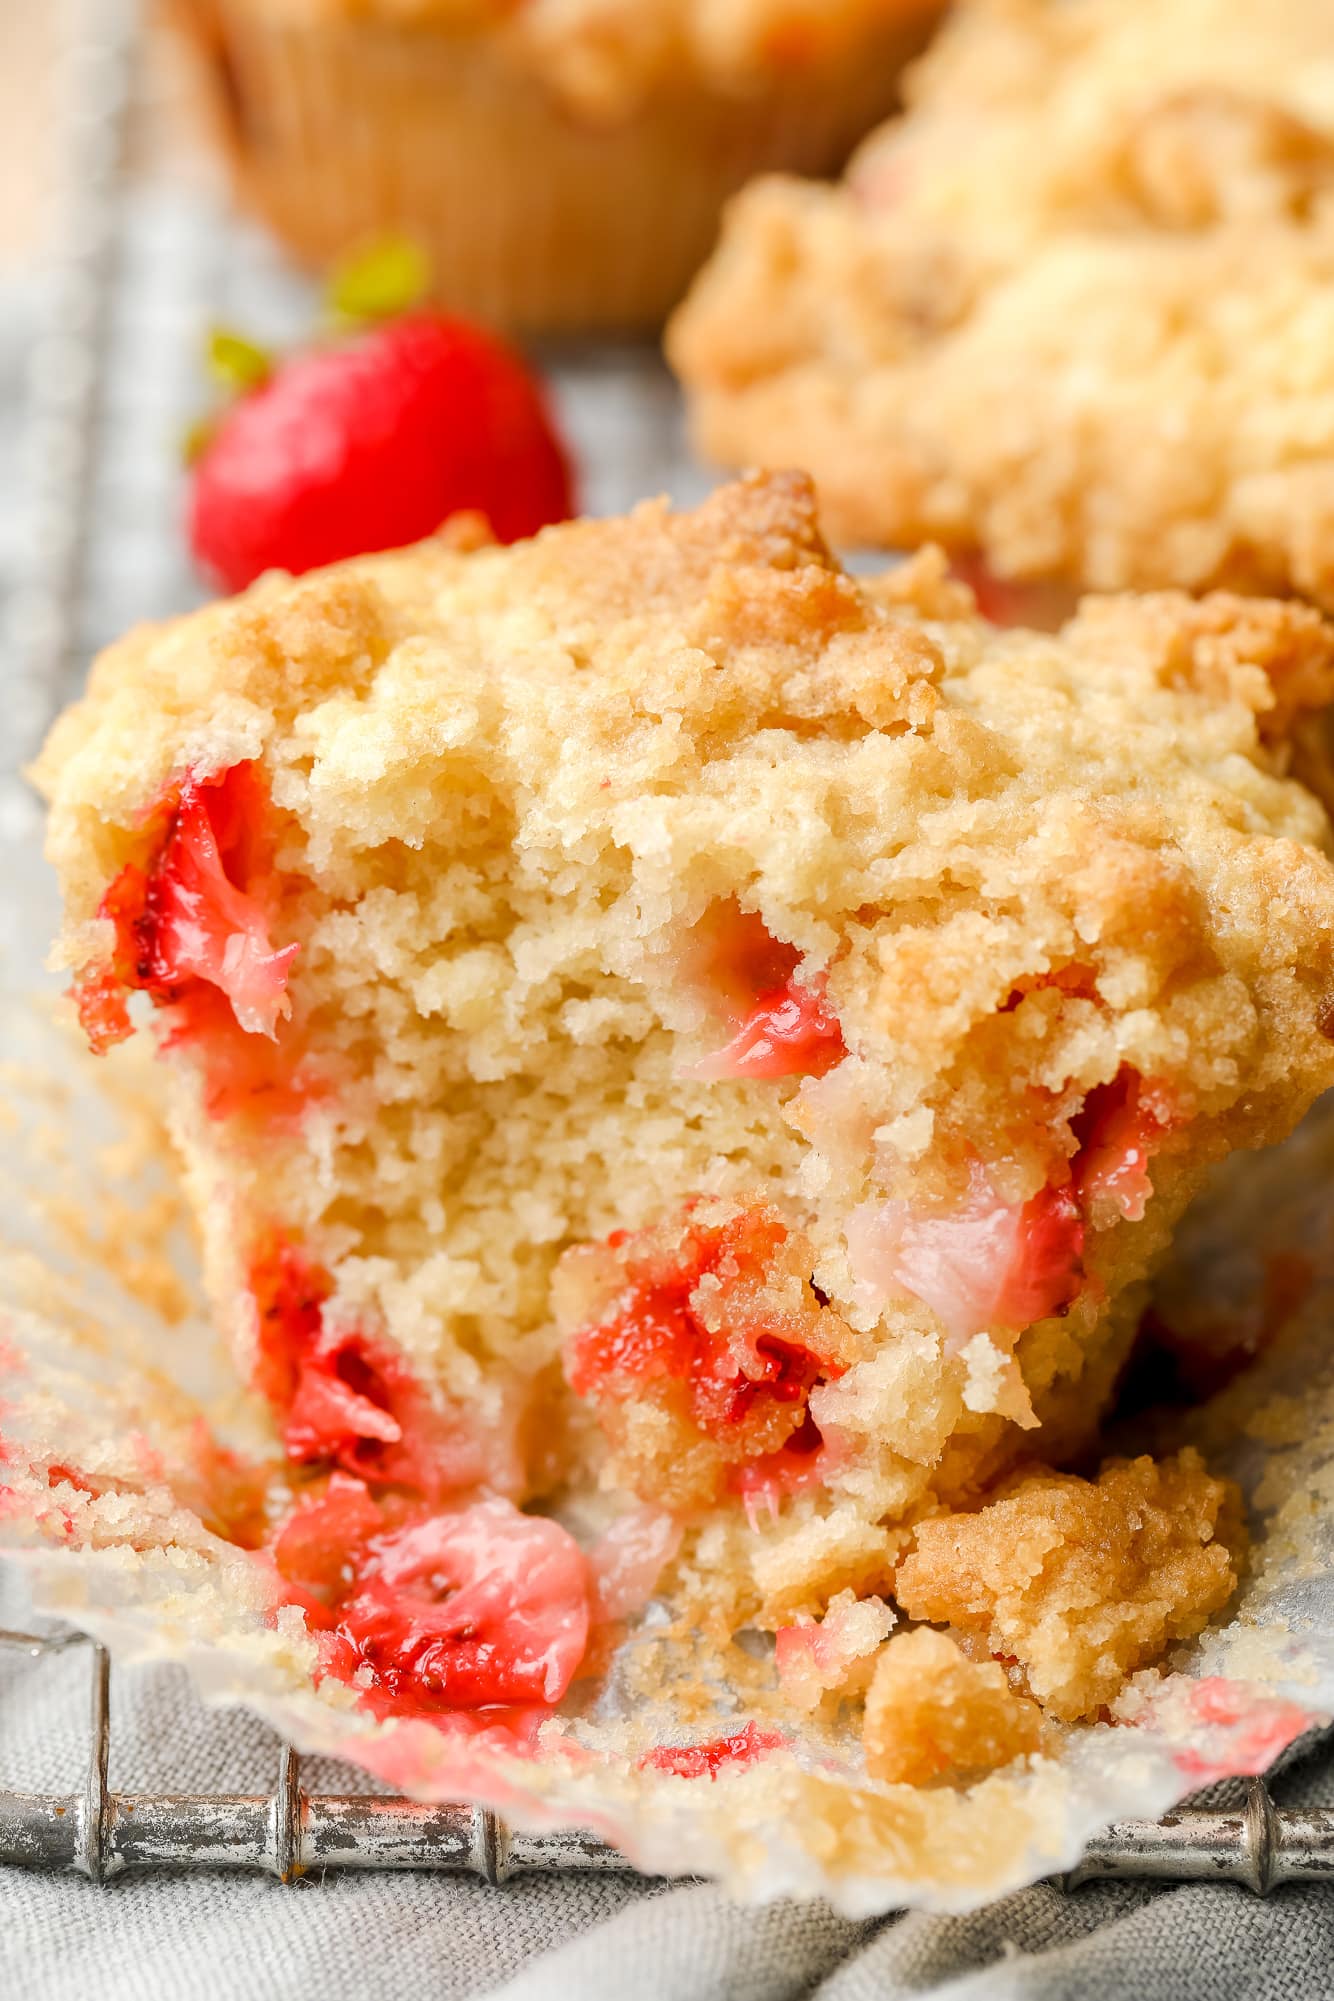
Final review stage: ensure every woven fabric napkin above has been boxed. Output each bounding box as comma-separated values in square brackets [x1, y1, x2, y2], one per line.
[4, 1570, 1333, 2001]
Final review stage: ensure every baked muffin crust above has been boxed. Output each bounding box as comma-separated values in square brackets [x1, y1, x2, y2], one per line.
[199, 0, 934, 112]
[670, 0, 1334, 604]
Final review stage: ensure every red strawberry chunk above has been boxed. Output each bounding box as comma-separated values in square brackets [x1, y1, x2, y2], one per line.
[695, 975, 846, 1082]
[74, 761, 298, 1047]
[269, 1484, 591, 1717]
[157, 983, 317, 1124]
[189, 313, 574, 593]
[271, 1472, 387, 1615]
[640, 1720, 785, 1779]
[1073, 1069, 1178, 1223]
[73, 965, 135, 1055]
[564, 1208, 837, 1445]
[993, 1184, 1087, 1330]
[732, 1408, 827, 1528]
[846, 1068, 1182, 1346]
[566, 1269, 697, 1395]
[285, 1353, 405, 1456]
[848, 1164, 1085, 1347]
[334, 1500, 590, 1714]
[683, 903, 846, 1082]
[687, 904, 800, 1019]
[141, 788, 298, 1036]
[45, 1462, 102, 1497]
[249, 1236, 488, 1498]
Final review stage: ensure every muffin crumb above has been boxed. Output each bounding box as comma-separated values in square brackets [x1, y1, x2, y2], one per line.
[863, 1626, 1042, 1785]
[895, 1450, 1244, 1720]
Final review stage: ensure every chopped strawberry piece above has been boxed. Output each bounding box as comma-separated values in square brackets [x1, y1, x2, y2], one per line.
[560, 1205, 852, 1511]
[157, 983, 318, 1125]
[271, 1473, 396, 1618]
[695, 975, 846, 1082]
[249, 1236, 486, 1498]
[847, 1070, 1184, 1348]
[994, 1184, 1086, 1329]
[587, 1506, 682, 1624]
[333, 1499, 590, 1714]
[704, 1333, 824, 1428]
[683, 903, 845, 1081]
[848, 1164, 1085, 1347]
[686, 903, 800, 1020]
[71, 964, 134, 1054]
[950, 556, 1076, 631]
[774, 1591, 894, 1711]
[251, 1236, 329, 1413]
[1073, 1069, 1178, 1223]
[566, 1266, 696, 1394]
[268, 1486, 590, 1719]
[563, 1207, 841, 1448]
[732, 1408, 828, 1528]
[45, 1462, 102, 1497]
[285, 1353, 405, 1457]
[73, 762, 302, 1099]
[140, 785, 298, 1036]
[640, 1720, 785, 1779]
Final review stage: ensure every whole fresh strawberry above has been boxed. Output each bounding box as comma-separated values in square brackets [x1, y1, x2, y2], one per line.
[188, 248, 575, 592]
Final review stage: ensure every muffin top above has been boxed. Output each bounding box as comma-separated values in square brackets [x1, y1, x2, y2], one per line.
[670, 0, 1334, 600]
[38, 470, 1334, 1145]
[228, 0, 935, 111]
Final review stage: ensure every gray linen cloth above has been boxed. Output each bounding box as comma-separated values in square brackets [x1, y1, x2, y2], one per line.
[4, 1569, 1334, 2001]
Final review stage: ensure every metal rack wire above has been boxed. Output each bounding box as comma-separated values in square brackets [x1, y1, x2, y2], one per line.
[4, 1628, 1334, 1890]
[0, 1628, 624, 1884]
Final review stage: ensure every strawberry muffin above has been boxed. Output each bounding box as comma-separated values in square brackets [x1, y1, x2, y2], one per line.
[31, 474, 1334, 1758]
[671, 0, 1334, 607]
[165, 0, 940, 333]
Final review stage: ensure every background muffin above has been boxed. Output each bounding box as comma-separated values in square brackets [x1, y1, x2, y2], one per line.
[670, 0, 1334, 606]
[166, 0, 940, 333]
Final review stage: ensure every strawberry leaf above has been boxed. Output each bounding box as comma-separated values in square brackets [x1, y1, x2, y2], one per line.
[327, 236, 431, 325]
[206, 327, 273, 395]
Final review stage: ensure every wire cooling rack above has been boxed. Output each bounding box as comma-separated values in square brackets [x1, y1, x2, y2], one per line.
[6, 0, 1334, 1901]
[0, 1629, 620, 1885]
[3, 1628, 1334, 1890]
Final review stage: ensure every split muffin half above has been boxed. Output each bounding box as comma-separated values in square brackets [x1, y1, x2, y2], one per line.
[32, 473, 1334, 1746]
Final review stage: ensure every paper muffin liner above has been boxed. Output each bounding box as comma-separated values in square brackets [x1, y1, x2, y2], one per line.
[163, 0, 935, 333]
[3, 980, 1334, 1914]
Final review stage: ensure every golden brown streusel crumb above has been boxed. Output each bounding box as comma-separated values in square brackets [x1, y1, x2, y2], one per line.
[28, 474, 1331, 1687]
[894, 1449, 1244, 1721]
[862, 1626, 1042, 1785]
[670, 0, 1334, 606]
